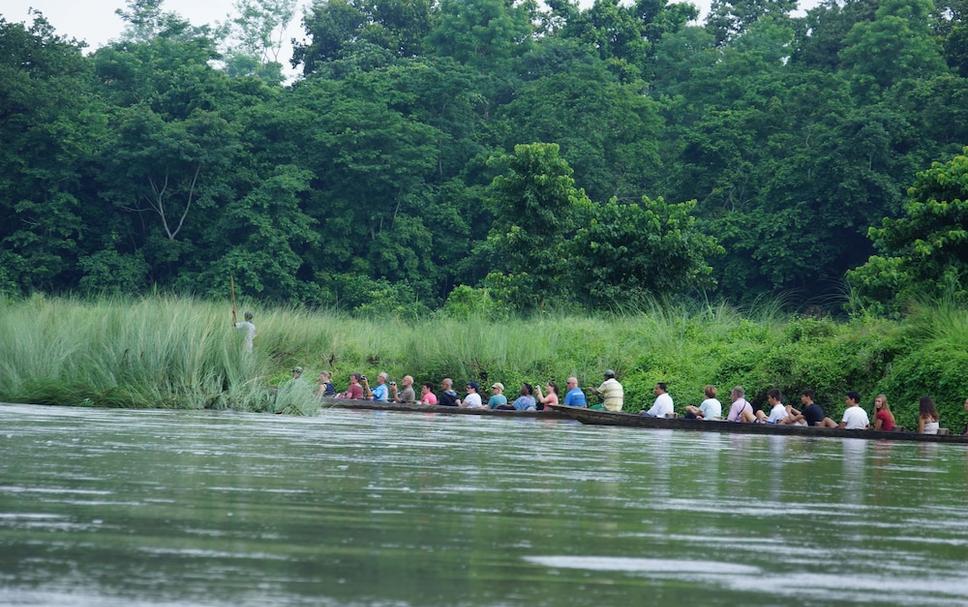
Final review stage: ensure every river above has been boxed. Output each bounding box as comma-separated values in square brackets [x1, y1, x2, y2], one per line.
[1, 403, 967, 606]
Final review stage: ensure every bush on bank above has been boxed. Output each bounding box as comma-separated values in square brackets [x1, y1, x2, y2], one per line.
[0, 295, 965, 432]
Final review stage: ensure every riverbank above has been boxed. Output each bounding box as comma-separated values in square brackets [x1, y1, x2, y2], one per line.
[0, 295, 965, 430]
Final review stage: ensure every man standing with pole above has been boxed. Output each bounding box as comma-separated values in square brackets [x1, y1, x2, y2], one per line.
[230, 276, 256, 353]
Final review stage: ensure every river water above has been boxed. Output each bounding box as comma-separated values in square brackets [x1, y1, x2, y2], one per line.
[1, 403, 967, 606]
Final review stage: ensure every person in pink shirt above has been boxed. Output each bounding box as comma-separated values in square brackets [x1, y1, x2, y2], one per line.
[420, 382, 438, 405]
[534, 381, 560, 410]
[726, 386, 756, 422]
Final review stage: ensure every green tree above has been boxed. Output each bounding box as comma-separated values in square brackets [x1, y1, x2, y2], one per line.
[221, 0, 298, 82]
[475, 143, 591, 306]
[0, 15, 105, 292]
[849, 147, 968, 314]
[840, 0, 946, 92]
[427, 0, 535, 67]
[572, 196, 723, 306]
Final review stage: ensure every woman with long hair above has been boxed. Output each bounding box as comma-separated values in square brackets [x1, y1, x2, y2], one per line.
[534, 381, 560, 411]
[918, 396, 940, 434]
[872, 394, 896, 431]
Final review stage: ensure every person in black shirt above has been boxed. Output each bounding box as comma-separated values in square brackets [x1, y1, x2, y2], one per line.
[800, 389, 837, 427]
[438, 378, 460, 407]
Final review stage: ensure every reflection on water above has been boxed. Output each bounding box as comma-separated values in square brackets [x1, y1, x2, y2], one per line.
[1, 403, 967, 607]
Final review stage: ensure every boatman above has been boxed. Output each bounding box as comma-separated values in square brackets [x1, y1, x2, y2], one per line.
[593, 370, 624, 412]
[232, 310, 256, 353]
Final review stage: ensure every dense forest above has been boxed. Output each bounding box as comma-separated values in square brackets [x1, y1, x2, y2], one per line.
[1, 0, 966, 315]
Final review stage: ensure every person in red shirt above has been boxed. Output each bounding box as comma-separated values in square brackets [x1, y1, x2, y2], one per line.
[872, 393, 896, 431]
[337, 373, 365, 400]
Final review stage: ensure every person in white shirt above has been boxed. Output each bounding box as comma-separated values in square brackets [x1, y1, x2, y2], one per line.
[232, 310, 256, 353]
[754, 389, 788, 423]
[462, 382, 483, 408]
[839, 391, 870, 430]
[643, 383, 674, 418]
[685, 385, 722, 420]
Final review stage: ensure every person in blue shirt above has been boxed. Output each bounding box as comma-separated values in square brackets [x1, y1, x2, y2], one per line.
[512, 383, 537, 411]
[364, 372, 390, 402]
[563, 376, 587, 407]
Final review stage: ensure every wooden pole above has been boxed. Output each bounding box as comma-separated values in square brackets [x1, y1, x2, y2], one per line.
[230, 275, 238, 323]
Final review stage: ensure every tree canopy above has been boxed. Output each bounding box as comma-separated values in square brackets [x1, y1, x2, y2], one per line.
[1, 0, 966, 313]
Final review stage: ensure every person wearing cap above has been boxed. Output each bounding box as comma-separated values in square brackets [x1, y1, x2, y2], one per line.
[488, 383, 509, 409]
[593, 370, 624, 412]
[363, 372, 390, 402]
[563, 377, 587, 408]
[392, 375, 416, 404]
[291, 366, 303, 380]
[462, 382, 483, 408]
[232, 310, 256, 353]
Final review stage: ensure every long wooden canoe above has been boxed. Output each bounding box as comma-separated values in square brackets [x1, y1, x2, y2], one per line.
[548, 404, 968, 444]
[325, 398, 567, 419]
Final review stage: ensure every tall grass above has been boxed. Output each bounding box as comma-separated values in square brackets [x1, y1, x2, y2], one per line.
[0, 294, 965, 431]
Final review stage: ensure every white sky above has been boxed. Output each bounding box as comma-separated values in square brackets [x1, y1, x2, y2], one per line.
[0, 0, 816, 74]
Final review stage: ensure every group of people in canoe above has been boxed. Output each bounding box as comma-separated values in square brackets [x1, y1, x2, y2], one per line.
[304, 367, 967, 435]
[237, 315, 965, 435]
[306, 369, 596, 411]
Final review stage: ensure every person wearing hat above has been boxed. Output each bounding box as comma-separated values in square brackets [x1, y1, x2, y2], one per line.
[291, 367, 303, 380]
[593, 370, 624, 412]
[488, 383, 509, 409]
[462, 382, 483, 408]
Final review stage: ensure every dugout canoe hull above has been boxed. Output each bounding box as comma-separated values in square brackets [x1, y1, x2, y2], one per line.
[547, 404, 968, 444]
[325, 398, 566, 419]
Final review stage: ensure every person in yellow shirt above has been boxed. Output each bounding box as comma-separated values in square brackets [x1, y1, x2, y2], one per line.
[593, 370, 624, 412]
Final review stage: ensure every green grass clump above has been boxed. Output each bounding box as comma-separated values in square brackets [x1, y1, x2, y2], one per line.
[0, 295, 965, 433]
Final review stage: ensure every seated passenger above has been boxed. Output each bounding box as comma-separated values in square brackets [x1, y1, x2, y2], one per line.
[642, 383, 674, 418]
[392, 375, 416, 404]
[563, 377, 587, 408]
[315, 371, 336, 399]
[800, 389, 837, 427]
[462, 382, 483, 408]
[534, 381, 559, 410]
[839, 391, 870, 430]
[684, 385, 722, 420]
[756, 388, 790, 424]
[363, 372, 390, 402]
[488, 383, 510, 409]
[726, 386, 756, 422]
[438, 378, 460, 407]
[337, 373, 365, 400]
[512, 383, 537, 411]
[918, 396, 940, 434]
[872, 393, 895, 431]
[420, 382, 438, 405]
